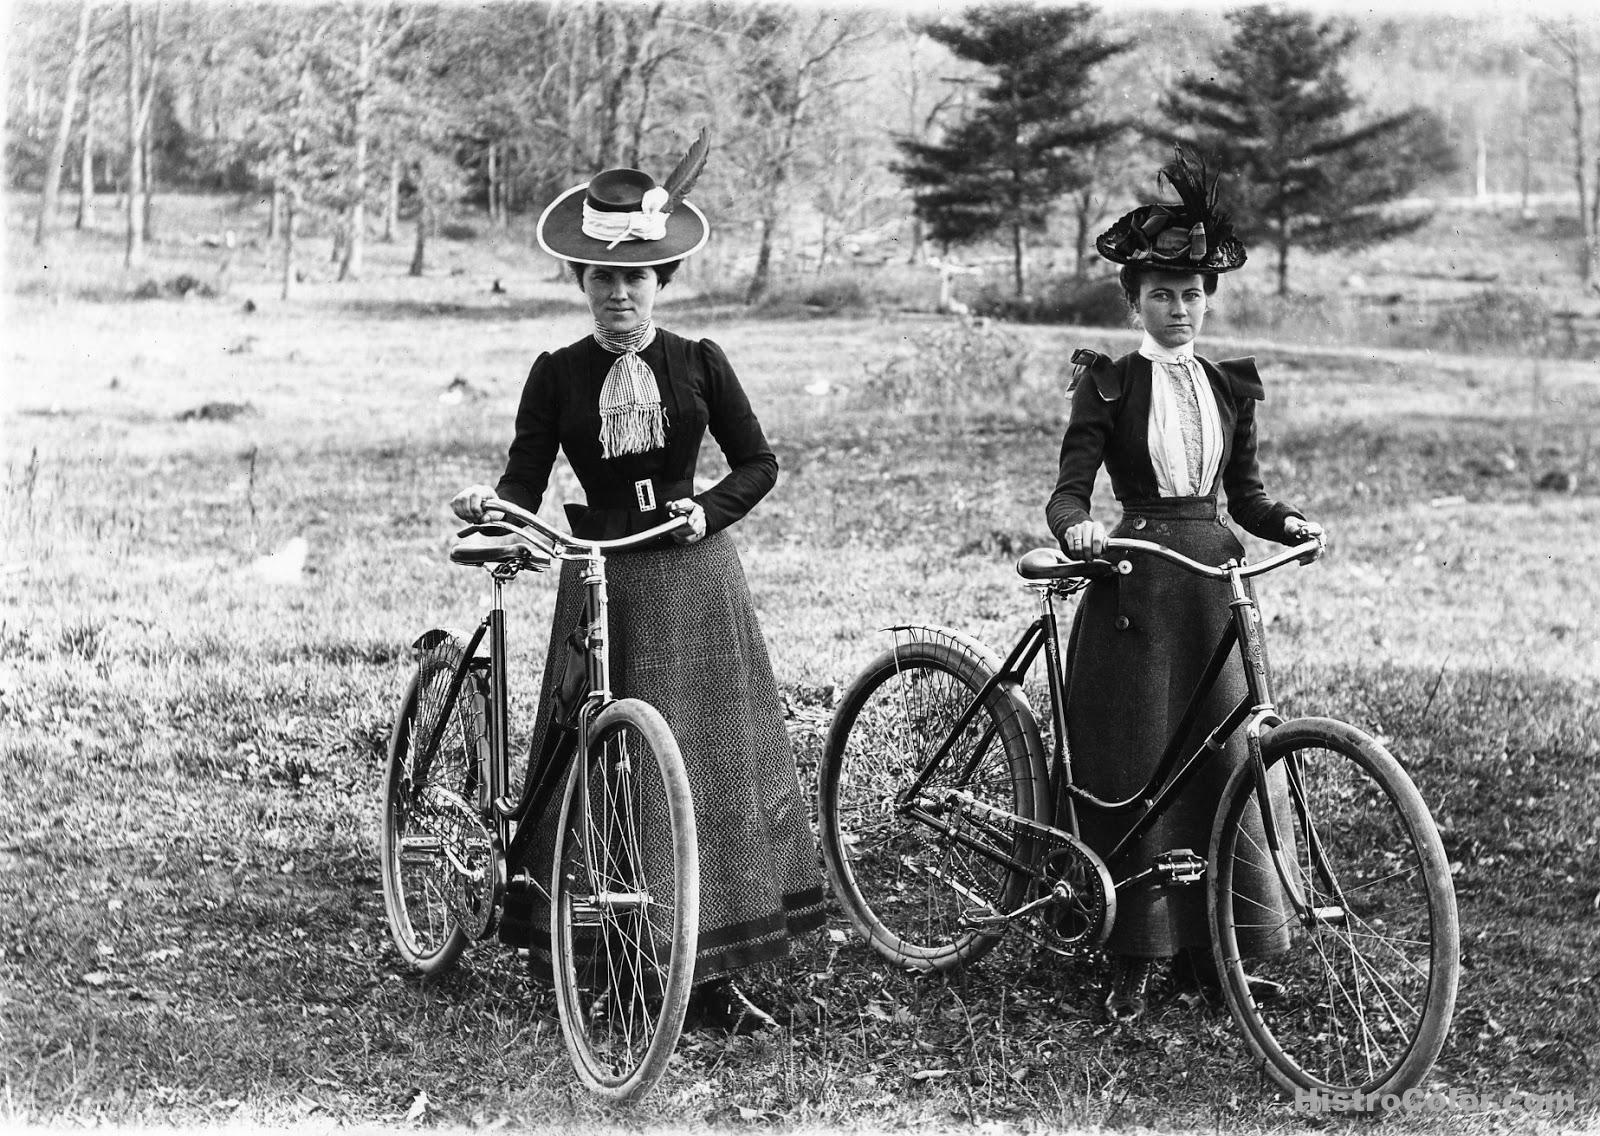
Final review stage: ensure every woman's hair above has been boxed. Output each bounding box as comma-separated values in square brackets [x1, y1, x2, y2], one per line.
[1118, 264, 1219, 311]
[571, 259, 681, 287]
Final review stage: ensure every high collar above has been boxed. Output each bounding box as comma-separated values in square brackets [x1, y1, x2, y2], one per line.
[1137, 332, 1196, 366]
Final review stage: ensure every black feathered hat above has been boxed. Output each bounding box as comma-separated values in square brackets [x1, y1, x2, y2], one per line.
[537, 128, 711, 266]
[1095, 148, 1247, 274]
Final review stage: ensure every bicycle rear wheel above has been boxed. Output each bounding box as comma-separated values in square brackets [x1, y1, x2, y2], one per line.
[551, 698, 698, 1102]
[1209, 717, 1459, 1101]
[818, 635, 1048, 972]
[380, 633, 491, 975]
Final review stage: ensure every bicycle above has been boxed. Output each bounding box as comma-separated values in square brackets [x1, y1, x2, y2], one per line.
[817, 534, 1460, 1103]
[378, 496, 698, 1102]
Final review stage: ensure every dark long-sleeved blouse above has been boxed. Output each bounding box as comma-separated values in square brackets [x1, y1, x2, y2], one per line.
[496, 328, 777, 541]
[1045, 350, 1301, 544]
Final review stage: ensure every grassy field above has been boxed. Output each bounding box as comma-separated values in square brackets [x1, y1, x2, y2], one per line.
[3, 196, 1599, 1134]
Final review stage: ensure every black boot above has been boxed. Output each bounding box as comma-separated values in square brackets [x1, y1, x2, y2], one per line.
[687, 978, 780, 1035]
[1104, 955, 1167, 1023]
[1177, 947, 1284, 1003]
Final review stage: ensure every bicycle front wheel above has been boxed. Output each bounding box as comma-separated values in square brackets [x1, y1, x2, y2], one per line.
[551, 698, 698, 1102]
[818, 635, 1048, 973]
[379, 633, 488, 975]
[1209, 717, 1459, 1101]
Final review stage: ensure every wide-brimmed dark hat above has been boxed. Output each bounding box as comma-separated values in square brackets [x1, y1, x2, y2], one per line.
[537, 129, 711, 267]
[1096, 149, 1247, 274]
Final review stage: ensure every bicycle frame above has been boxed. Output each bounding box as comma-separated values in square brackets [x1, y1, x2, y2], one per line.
[899, 536, 1330, 924]
[430, 501, 688, 881]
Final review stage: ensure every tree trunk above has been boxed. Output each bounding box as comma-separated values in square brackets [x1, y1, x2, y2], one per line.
[36, 0, 93, 253]
[409, 200, 428, 277]
[1559, 31, 1595, 287]
[141, 127, 155, 240]
[1011, 220, 1025, 298]
[487, 141, 499, 224]
[268, 181, 281, 241]
[746, 214, 776, 304]
[383, 155, 399, 242]
[281, 188, 297, 300]
[339, 13, 373, 281]
[123, 4, 145, 268]
[76, 92, 95, 230]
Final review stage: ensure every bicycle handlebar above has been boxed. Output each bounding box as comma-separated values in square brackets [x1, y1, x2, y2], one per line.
[467, 495, 691, 558]
[1103, 534, 1324, 579]
[1019, 533, 1323, 584]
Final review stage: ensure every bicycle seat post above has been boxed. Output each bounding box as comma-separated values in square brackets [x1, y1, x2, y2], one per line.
[580, 551, 614, 705]
[484, 561, 518, 812]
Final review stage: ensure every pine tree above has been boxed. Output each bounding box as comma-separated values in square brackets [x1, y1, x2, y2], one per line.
[1158, 5, 1457, 295]
[895, 3, 1128, 297]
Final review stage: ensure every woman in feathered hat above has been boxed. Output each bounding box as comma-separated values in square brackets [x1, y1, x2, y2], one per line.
[1046, 150, 1322, 1024]
[452, 131, 823, 1033]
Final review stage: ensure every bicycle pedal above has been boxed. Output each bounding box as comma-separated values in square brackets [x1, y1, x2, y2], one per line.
[1154, 849, 1206, 885]
[959, 911, 1010, 933]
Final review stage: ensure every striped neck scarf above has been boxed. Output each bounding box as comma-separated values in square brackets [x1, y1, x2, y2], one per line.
[592, 319, 667, 458]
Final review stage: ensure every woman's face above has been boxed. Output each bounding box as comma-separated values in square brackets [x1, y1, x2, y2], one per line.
[580, 264, 660, 334]
[1136, 271, 1208, 350]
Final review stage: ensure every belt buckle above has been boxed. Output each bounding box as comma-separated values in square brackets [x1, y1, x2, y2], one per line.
[633, 478, 657, 512]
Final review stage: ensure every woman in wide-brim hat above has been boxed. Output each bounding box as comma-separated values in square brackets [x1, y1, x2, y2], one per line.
[1045, 149, 1322, 1024]
[453, 132, 824, 1033]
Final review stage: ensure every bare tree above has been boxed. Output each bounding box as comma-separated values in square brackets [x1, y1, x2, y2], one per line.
[121, 1, 163, 268]
[327, 4, 415, 281]
[35, 0, 95, 254]
[1535, 17, 1600, 290]
[721, 8, 874, 304]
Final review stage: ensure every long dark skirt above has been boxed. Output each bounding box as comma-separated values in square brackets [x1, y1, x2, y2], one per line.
[1063, 497, 1291, 959]
[518, 530, 825, 983]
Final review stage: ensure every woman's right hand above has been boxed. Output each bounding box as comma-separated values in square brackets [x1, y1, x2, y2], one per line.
[1061, 519, 1108, 561]
[451, 484, 499, 523]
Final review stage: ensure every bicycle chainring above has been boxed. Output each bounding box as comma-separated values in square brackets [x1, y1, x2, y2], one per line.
[1026, 827, 1116, 952]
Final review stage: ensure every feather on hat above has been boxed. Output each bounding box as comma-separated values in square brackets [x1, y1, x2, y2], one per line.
[1095, 148, 1247, 274]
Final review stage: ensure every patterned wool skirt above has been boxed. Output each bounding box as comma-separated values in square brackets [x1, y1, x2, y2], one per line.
[1062, 496, 1292, 959]
[515, 530, 825, 983]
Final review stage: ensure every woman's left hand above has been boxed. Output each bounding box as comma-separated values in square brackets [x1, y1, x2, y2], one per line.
[666, 498, 706, 544]
[1283, 516, 1324, 545]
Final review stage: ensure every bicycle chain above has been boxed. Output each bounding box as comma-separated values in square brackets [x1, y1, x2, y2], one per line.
[415, 783, 505, 942]
[919, 789, 1115, 954]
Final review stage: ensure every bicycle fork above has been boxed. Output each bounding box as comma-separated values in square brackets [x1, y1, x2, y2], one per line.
[1226, 565, 1350, 932]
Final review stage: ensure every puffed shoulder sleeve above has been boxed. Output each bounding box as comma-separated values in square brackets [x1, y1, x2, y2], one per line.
[1046, 349, 1120, 541]
[1214, 356, 1305, 541]
[1216, 356, 1265, 401]
[694, 337, 778, 536]
[495, 351, 559, 514]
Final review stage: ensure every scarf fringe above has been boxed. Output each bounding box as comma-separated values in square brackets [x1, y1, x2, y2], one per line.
[600, 404, 668, 459]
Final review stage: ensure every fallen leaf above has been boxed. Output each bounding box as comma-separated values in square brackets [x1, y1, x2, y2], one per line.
[911, 1068, 952, 1081]
[404, 1089, 429, 1122]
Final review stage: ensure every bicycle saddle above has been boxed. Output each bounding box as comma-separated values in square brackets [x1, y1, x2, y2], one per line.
[1016, 548, 1114, 581]
[451, 530, 553, 569]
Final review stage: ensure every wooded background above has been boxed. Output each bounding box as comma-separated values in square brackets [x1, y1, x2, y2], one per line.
[8, 1, 1600, 304]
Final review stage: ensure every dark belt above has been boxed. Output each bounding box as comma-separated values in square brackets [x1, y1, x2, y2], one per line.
[582, 477, 693, 513]
[1119, 496, 1228, 530]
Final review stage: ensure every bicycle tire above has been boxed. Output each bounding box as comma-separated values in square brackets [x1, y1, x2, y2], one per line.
[818, 635, 1049, 972]
[551, 698, 698, 1102]
[379, 633, 488, 975]
[1209, 717, 1459, 1102]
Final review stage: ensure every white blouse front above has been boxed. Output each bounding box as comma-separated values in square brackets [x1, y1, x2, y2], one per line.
[1138, 332, 1223, 497]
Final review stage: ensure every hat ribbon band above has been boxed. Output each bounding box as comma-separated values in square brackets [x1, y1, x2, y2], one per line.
[583, 189, 670, 248]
